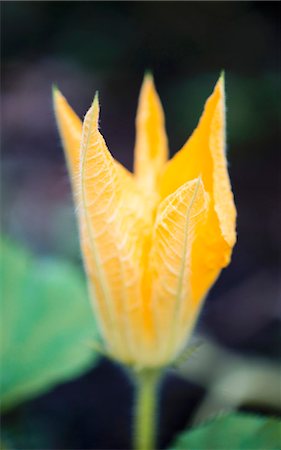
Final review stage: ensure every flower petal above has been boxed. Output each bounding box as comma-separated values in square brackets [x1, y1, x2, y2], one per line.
[134, 73, 169, 193]
[78, 96, 151, 364]
[52, 87, 82, 183]
[159, 74, 236, 248]
[148, 177, 209, 364]
[53, 88, 135, 197]
[159, 75, 236, 337]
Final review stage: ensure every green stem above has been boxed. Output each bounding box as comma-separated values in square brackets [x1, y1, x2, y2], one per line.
[133, 369, 162, 450]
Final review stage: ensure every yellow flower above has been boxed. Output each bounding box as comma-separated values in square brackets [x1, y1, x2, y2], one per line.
[53, 74, 236, 369]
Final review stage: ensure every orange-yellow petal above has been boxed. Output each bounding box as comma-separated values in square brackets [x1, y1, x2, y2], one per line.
[159, 74, 236, 337]
[78, 96, 152, 365]
[148, 177, 209, 365]
[53, 74, 237, 369]
[53, 87, 134, 197]
[160, 74, 236, 245]
[134, 73, 169, 194]
[52, 87, 82, 184]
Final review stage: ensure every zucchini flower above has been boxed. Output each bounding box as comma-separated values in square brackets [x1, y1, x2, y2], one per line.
[53, 74, 236, 369]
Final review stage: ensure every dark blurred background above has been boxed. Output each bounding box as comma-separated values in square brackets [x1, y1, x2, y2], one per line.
[1, 2, 280, 449]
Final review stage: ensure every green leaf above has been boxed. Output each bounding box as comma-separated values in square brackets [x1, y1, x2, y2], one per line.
[169, 413, 281, 450]
[0, 237, 100, 411]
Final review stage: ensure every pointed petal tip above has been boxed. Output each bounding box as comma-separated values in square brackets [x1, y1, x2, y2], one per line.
[85, 92, 99, 115]
[142, 70, 155, 90]
[93, 91, 99, 105]
[144, 69, 153, 80]
[52, 85, 67, 109]
[217, 71, 225, 92]
[89, 91, 100, 113]
[52, 83, 61, 99]
[52, 85, 64, 113]
[84, 91, 100, 129]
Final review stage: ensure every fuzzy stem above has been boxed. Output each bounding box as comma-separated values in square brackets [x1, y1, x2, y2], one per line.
[133, 369, 162, 450]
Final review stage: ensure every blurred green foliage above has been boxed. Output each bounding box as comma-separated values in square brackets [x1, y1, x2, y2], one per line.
[0, 237, 99, 411]
[169, 413, 281, 450]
